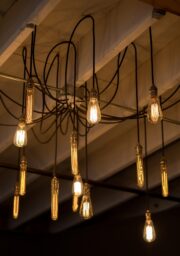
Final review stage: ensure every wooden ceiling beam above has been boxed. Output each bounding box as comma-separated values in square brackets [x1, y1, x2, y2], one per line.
[140, 0, 180, 16]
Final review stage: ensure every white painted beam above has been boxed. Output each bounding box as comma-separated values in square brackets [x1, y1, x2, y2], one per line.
[0, 0, 62, 66]
[74, 0, 155, 85]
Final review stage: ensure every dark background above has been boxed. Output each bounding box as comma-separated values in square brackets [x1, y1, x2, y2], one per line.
[1, 201, 180, 256]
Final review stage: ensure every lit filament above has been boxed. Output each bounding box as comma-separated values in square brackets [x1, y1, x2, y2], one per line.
[87, 90, 101, 125]
[72, 175, 83, 196]
[72, 174, 83, 212]
[160, 158, 169, 197]
[13, 183, 20, 219]
[82, 201, 90, 218]
[13, 120, 27, 147]
[19, 156, 27, 196]
[80, 183, 93, 219]
[145, 225, 153, 241]
[25, 83, 34, 124]
[70, 131, 78, 175]
[147, 96, 162, 124]
[51, 176, 59, 221]
[143, 210, 156, 243]
[136, 144, 144, 188]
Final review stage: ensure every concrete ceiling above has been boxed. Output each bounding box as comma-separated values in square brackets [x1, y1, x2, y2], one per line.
[0, 0, 179, 234]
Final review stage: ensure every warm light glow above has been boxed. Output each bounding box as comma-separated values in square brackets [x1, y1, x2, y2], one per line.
[136, 144, 144, 188]
[72, 174, 83, 212]
[72, 195, 79, 212]
[143, 210, 156, 243]
[25, 82, 34, 124]
[13, 183, 20, 219]
[70, 131, 78, 175]
[147, 96, 162, 124]
[13, 120, 27, 147]
[19, 156, 27, 196]
[51, 176, 59, 221]
[72, 174, 83, 196]
[160, 158, 169, 197]
[87, 90, 101, 125]
[80, 183, 93, 219]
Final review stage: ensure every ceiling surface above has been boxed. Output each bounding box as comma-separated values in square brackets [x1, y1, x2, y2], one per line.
[0, 0, 179, 238]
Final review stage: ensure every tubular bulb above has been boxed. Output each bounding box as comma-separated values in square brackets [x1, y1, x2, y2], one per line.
[160, 157, 169, 197]
[136, 144, 144, 188]
[79, 183, 93, 219]
[70, 131, 78, 175]
[19, 155, 27, 196]
[25, 81, 34, 124]
[51, 176, 59, 221]
[13, 183, 20, 219]
[13, 119, 27, 147]
[143, 210, 156, 243]
[72, 195, 79, 212]
[87, 89, 101, 125]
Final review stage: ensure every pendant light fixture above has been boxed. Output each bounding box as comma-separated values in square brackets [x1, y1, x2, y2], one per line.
[14, 119, 27, 147]
[70, 130, 79, 175]
[19, 154, 27, 196]
[80, 183, 93, 219]
[132, 43, 144, 188]
[1, 14, 179, 242]
[143, 116, 156, 243]
[51, 78, 60, 221]
[25, 79, 34, 124]
[160, 98, 169, 197]
[87, 89, 101, 125]
[13, 182, 20, 219]
[147, 27, 163, 124]
[143, 210, 156, 243]
[80, 83, 93, 219]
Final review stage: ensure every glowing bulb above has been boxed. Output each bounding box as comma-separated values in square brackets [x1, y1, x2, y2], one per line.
[136, 144, 144, 188]
[72, 174, 83, 212]
[19, 155, 27, 196]
[51, 176, 59, 221]
[70, 131, 78, 175]
[72, 174, 83, 196]
[79, 183, 93, 219]
[87, 89, 101, 125]
[160, 158, 169, 197]
[25, 82, 34, 124]
[147, 93, 162, 124]
[143, 210, 156, 243]
[13, 183, 20, 219]
[13, 119, 27, 147]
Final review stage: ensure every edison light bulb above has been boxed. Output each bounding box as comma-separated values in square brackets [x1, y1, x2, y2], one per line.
[87, 89, 101, 125]
[19, 155, 27, 196]
[79, 183, 93, 219]
[25, 82, 34, 124]
[143, 210, 156, 243]
[160, 158, 169, 197]
[70, 131, 78, 175]
[72, 174, 83, 212]
[136, 144, 144, 188]
[13, 183, 20, 219]
[51, 176, 59, 221]
[147, 84, 163, 125]
[13, 119, 27, 147]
